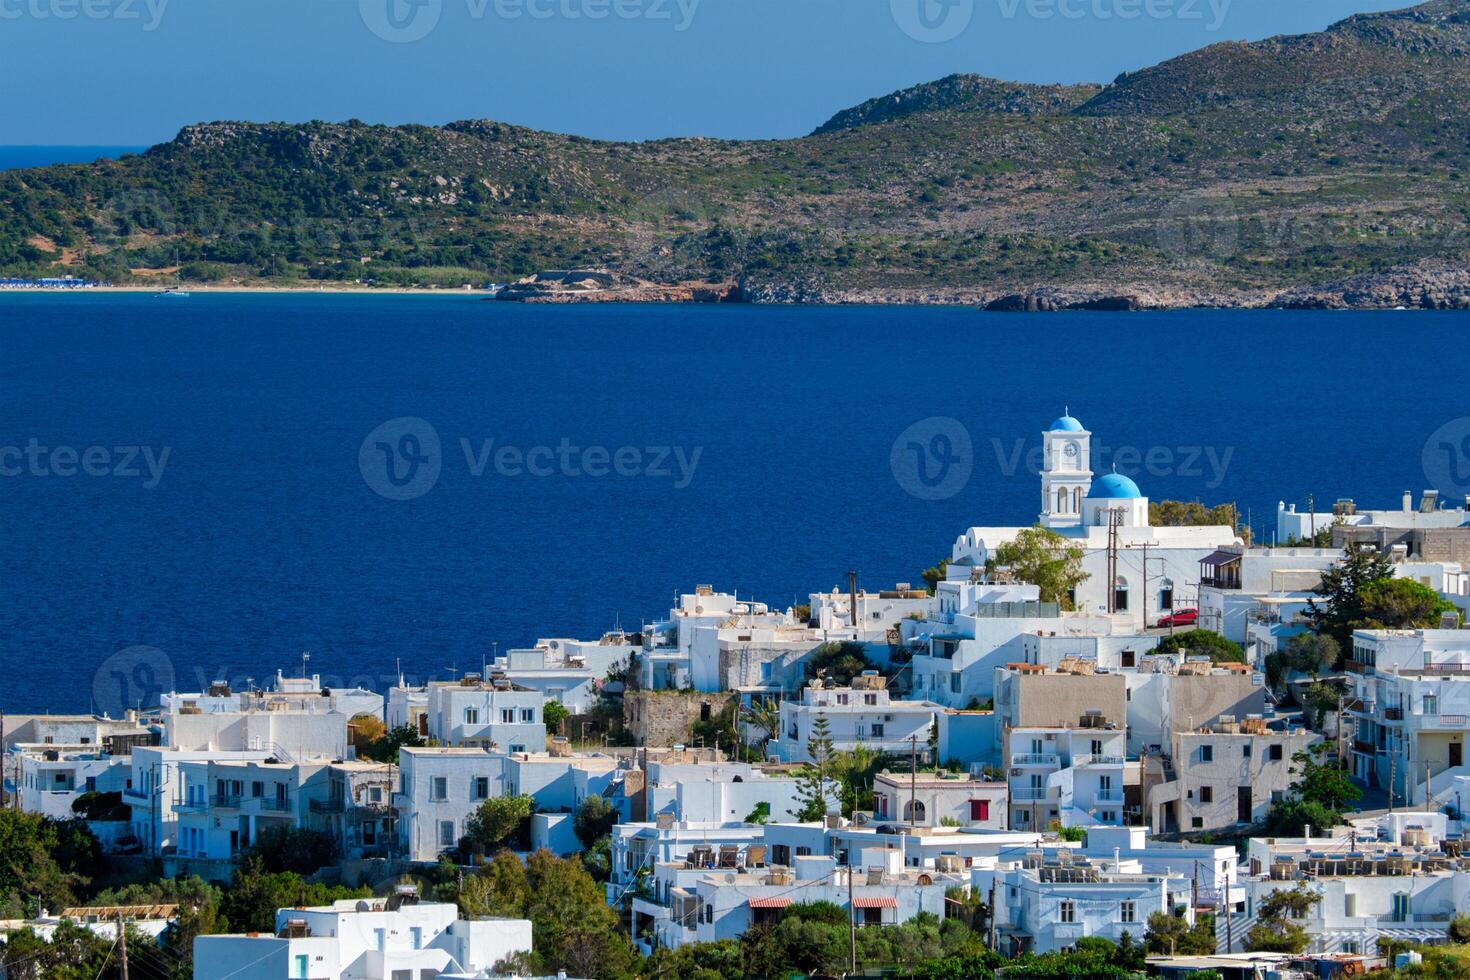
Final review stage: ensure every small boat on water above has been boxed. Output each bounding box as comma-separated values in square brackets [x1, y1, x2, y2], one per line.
[156, 287, 191, 298]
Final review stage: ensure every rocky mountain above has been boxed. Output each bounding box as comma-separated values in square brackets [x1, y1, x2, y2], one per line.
[3, 0, 1470, 307]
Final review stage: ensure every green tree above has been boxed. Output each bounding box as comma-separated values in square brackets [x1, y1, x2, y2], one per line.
[746, 699, 782, 757]
[572, 795, 618, 850]
[805, 641, 875, 687]
[461, 795, 534, 855]
[644, 940, 745, 980]
[1150, 500, 1238, 528]
[348, 712, 387, 753]
[1286, 632, 1340, 677]
[795, 713, 836, 821]
[0, 811, 99, 914]
[922, 558, 950, 594]
[1305, 548, 1395, 649]
[1265, 744, 1360, 835]
[542, 700, 570, 734]
[244, 825, 339, 875]
[1246, 884, 1319, 953]
[1145, 911, 1217, 956]
[990, 526, 1088, 608]
[221, 859, 369, 933]
[1448, 913, 1470, 944]
[1359, 578, 1459, 630]
[1156, 629, 1245, 664]
[361, 724, 425, 764]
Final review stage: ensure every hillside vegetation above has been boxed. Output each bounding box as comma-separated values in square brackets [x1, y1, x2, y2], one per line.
[4, 0, 1470, 306]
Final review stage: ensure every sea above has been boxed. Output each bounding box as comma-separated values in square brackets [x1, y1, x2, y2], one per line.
[0, 146, 150, 171]
[1, 293, 1467, 714]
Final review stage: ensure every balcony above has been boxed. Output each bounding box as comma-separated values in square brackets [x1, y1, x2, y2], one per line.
[212, 794, 242, 809]
[1091, 790, 1124, 803]
[1012, 788, 1051, 802]
[1384, 708, 1404, 721]
[1418, 714, 1469, 730]
[122, 787, 149, 802]
[1011, 754, 1060, 767]
[310, 798, 346, 814]
[1074, 754, 1125, 768]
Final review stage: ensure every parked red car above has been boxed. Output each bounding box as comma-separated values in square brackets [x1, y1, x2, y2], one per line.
[1156, 609, 1198, 628]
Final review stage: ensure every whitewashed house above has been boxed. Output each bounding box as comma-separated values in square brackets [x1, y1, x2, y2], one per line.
[1006, 725, 1128, 829]
[770, 676, 939, 763]
[124, 746, 274, 856]
[193, 896, 532, 980]
[423, 678, 545, 750]
[871, 770, 1007, 829]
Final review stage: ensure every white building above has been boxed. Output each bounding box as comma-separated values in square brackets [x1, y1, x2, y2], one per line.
[1240, 816, 1467, 953]
[1144, 718, 1318, 834]
[172, 758, 332, 876]
[770, 676, 939, 763]
[1347, 629, 1470, 802]
[16, 747, 133, 819]
[975, 852, 1191, 956]
[639, 850, 960, 953]
[423, 678, 545, 750]
[124, 746, 274, 855]
[491, 635, 633, 714]
[950, 414, 1239, 634]
[193, 897, 532, 980]
[871, 770, 1008, 829]
[309, 761, 397, 860]
[1006, 725, 1128, 829]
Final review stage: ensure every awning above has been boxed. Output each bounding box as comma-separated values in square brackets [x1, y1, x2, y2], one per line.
[853, 897, 898, 909]
[1200, 551, 1242, 567]
[749, 897, 792, 909]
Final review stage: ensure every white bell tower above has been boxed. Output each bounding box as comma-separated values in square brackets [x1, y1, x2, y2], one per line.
[1041, 410, 1092, 529]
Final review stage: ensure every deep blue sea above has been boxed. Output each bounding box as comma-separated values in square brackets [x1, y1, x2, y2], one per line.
[0, 146, 148, 170]
[2, 294, 1468, 714]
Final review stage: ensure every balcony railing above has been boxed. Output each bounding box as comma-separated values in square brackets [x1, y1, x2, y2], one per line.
[1092, 790, 1124, 803]
[1384, 708, 1404, 721]
[310, 799, 346, 814]
[1012, 788, 1051, 802]
[1011, 754, 1060, 767]
[212, 794, 242, 809]
[1418, 714, 1469, 729]
[1074, 754, 1125, 768]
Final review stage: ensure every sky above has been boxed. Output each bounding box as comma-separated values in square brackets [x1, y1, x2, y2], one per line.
[1, 0, 1413, 146]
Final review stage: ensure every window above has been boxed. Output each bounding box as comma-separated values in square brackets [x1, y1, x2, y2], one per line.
[1160, 580, 1174, 610]
[464, 707, 479, 725]
[1120, 901, 1136, 923]
[1424, 695, 1439, 716]
[837, 693, 849, 705]
[1392, 892, 1411, 922]
[970, 799, 990, 822]
[472, 777, 490, 800]
[1191, 817, 1204, 828]
[1200, 786, 1213, 804]
[519, 708, 534, 723]
[904, 800, 927, 822]
[1114, 577, 1129, 612]
[864, 694, 878, 706]
[501, 708, 515, 724]
[431, 777, 447, 801]
[1200, 745, 1214, 763]
[1269, 744, 1283, 761]
[1243, 744, 1252, 758]
[295, 955, 310, 980]
[1059, 900, 1076, 924]
[410, 927, 422, 949]
[438, 820, 455, 847]
[871, 723, 885, 738]
[251, 781, 264, 798]
[1091, 739, 1103, 756]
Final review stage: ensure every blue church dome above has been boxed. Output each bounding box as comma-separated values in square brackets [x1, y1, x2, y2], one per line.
[1090, 472, 1143, 499]
[1049, 415, 1084, 433]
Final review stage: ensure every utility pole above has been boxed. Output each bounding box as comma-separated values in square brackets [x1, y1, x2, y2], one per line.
[1389, 749, 1396, 814]
[910, 735, 918, 829]
[1308, 493, 1316, 545]
[989, 878, 999, 950]
[117, 911, 129, 980]
[848, 863, 857, 973]
[1224, 893, 1234, 953]
[847, 570, 859, 636]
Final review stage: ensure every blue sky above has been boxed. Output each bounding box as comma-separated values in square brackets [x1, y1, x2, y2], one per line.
[2, 0, 1410, 145]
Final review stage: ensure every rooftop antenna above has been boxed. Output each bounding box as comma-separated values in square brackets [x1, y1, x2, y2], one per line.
[301, 651, 310, 680]
[396, 658, 403, 688]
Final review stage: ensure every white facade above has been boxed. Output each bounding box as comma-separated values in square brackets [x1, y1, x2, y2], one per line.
[193, 900, 531, 980]
[951, 416, 1239, 634]
[871, 771, 1007, 829]
[124, 746, 273, 855]
[1007, 726, 1128, 829]
[173, 759, 331, 872]
[17, 749, 132, 818]
[423, 681, 545, 750]
[770, 681, 938, 763]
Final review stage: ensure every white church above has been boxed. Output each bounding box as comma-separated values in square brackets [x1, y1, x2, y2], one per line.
[949, 413, 1240, 630]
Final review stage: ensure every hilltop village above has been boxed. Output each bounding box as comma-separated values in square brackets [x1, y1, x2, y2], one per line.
[7, 414, 1470, 980]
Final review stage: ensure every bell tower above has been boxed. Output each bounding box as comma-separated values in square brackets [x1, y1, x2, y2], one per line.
[1041, 410, 1092, 529]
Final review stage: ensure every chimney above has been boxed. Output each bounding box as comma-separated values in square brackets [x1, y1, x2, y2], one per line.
[1403, 491, 1413, 513]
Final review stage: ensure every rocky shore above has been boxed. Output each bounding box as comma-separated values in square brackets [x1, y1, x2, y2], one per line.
[493, 261, 1470, 311]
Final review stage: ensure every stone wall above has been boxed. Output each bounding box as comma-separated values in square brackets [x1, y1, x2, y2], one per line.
[623, 691, 736, 748]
